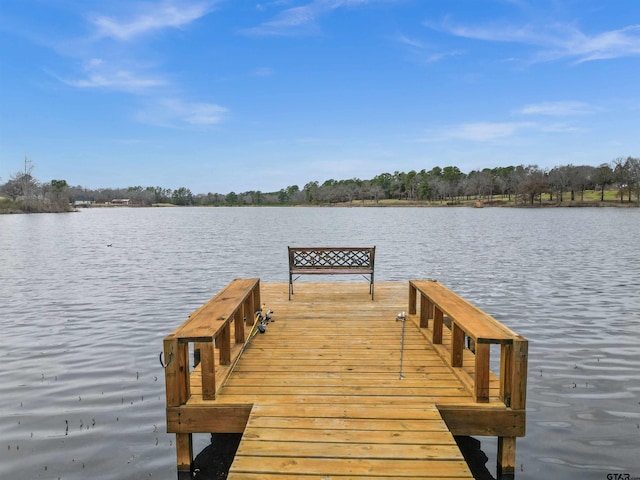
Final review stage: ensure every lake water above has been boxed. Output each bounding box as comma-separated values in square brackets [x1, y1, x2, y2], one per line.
[0, 206, 639, 480]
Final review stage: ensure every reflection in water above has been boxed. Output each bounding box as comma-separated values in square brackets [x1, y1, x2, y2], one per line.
[0, 207, 638, 479]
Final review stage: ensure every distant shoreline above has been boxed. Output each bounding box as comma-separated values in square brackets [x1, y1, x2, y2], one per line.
[2, 198, 639, 214]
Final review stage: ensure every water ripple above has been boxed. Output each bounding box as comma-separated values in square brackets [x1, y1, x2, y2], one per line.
[1, 207, 639, 480]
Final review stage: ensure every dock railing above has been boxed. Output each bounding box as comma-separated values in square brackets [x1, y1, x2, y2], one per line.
[409, 279, 528, 477]
[162, 278, 261, 471]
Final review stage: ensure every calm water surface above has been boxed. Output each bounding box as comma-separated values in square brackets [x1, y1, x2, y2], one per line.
[0, 207, 638, 479]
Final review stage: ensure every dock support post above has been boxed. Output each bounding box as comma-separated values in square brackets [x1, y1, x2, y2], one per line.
[497, 436, 516, 479]
[176, 433, 193, 473]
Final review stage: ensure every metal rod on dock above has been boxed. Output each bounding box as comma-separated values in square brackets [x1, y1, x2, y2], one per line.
[396, 311, 406, 379]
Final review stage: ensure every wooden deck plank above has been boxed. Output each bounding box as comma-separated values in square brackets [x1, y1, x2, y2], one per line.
[236, 441, 463, 460]
[230, 457, 471, 478]
[238, 427, 457, 444]
[229, 476, 472, 480]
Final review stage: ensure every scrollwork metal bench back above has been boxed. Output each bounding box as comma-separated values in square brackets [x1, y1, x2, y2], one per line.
[288, 246, 375, 300]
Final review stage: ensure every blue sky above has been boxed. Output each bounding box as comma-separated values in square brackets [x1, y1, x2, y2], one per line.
[1, 0, 639, 194]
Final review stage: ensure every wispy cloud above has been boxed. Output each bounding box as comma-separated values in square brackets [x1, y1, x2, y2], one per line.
[424, 117, 585, 142]
[396, 34, 425, 49]
[432, 19, 640, 63]
[425, 121, 534, 142]
[61, 58, 167, 92]
[90, 1, 212, 41]
[394, 33, 462, 65]
[519, 101, 594, 116]
[243, 0, 374, 36]
[135, 98, 227, 128]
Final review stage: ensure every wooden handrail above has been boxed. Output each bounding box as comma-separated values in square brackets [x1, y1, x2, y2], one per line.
[409, 280, 527, 405]
[163, 278, 261, 405]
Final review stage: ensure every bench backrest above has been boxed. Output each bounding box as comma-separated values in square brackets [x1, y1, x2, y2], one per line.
[289, 247, 375, 271]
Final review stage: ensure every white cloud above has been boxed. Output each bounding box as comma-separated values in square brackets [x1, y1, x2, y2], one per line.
[135, 98, 227, 127]
[432, 19, 640, 63]
[394, 32, 463, 65]
[567, 25, 640, 63]
[424, 117, 586, 142]
[61, 58, 166, 91]
[519, 101, 594, 116]
[423, 50, 463, 64]
[426, 121, 535, 142]
[243, 0, 377, 36]
[91, 1, 212, 41]
[396, 34, 425, 49]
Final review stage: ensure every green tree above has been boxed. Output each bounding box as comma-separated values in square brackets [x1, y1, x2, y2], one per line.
[51, 179, 69, 207]
[441, 166, 465, 201]
[225, 191, 238, 205]
[593, 164, 614, 201]
[303, 181, 319, 203]
[371, 173, 392, 198]
[171, 187, 193, 206]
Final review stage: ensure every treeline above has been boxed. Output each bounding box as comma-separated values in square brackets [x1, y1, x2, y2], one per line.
[1, 157, 639, 213]
[0, 161, 73, 213]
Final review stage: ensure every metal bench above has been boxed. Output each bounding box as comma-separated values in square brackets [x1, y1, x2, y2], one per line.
[288, 246, 375, 300]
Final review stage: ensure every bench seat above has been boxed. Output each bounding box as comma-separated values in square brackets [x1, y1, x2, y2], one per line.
[288, 247, 375, 300]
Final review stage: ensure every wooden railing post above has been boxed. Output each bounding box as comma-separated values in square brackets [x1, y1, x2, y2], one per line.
[163, 338, 177, 405]
[234, 309, 245, 344]
[433, 307, 443, 344]
[451, 323, 465, 367]
[243, 296, 253, 327]
[253, 282, 261, 314]
[500, 343, 514, 406]
[511, 336, 528, 410]
[474, 343, 490, 403]
[409, 283, 417, 315]
[201, 341, 216, 401]
[420, 294, 432, 328]
[218, 323, 231, 366]
[164, 336, 189, 406]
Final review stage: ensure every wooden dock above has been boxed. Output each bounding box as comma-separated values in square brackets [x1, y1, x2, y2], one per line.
[163, 280, 527, 479]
